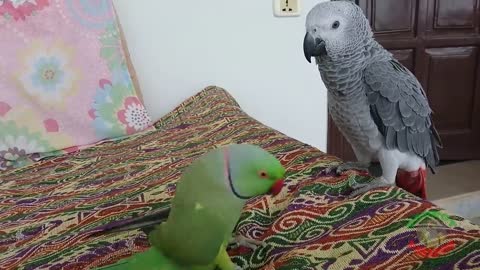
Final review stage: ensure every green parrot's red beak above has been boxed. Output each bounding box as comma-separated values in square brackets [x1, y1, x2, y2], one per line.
[270, 179, 284, 196]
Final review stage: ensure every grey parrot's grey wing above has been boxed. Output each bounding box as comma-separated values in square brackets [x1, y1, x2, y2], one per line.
[364, 59, 442, 173]
[89, 207, 171, 237]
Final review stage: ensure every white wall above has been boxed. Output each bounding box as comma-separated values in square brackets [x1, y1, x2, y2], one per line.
[114, 0, 328, 151]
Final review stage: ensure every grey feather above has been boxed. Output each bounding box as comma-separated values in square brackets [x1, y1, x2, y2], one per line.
[422, 133, 430, 157]
[415, 114, 426, 133]
[380, 81, 400, 102]
[399, 100, 412, 118]
[364, 59, 442, 172]
[403, 114, 416, 127]
[386, 127, 397, 149]
[407, 130, 415, 151]
[412, 133, 422, 156]
[368, 92, 379, 104]
[396, 129, 408, 152]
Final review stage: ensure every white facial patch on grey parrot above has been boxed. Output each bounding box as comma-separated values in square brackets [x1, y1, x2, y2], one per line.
[305, 1, 372, 60]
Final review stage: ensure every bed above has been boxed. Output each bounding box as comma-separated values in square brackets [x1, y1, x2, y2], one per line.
[1, 86, 479, 270]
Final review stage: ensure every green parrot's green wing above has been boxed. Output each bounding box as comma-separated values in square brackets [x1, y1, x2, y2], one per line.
[148, 148, 245, 267]
[150, 204, 230, 266]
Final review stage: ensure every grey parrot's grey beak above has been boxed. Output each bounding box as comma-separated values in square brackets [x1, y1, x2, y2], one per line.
[303, 32, 327, 63]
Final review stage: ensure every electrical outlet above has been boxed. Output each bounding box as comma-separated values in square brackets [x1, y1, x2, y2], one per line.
[273, 0, 301, 17]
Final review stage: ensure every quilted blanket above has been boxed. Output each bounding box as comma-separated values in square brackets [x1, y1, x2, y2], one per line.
[0, 86, 479, 270]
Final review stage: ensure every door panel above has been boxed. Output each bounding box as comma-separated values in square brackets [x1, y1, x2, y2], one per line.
[360, 0, 418, 39]
[435, 0, 476, 28]
[423, 47, 477, 131]
[425, 0, 479, 35]
[373, 0, 416, 35]
[422, 47, 480, 159]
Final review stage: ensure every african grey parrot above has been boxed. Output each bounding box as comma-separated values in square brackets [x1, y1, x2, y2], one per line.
[303, 0, 442, 199]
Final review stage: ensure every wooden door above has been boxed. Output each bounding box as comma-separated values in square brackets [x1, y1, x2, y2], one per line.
[328, 0, 480, 161]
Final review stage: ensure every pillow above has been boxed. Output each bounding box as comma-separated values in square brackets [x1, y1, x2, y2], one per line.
[0, 0, 153, 171]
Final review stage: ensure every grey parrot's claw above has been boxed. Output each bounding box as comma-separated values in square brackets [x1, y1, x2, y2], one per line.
[319, 165, 343, 177]
[321, 162, 369, 177]
[338, 163, 370, 174]
[320, 162, 369, 178]
[335, 165, 350, 174]
[229, 235, 265, 250]
[350, 180, 375, 190]
[320, 166, 334, 175]
[234, 265, 243, 270]
[347, 177, 392, 198]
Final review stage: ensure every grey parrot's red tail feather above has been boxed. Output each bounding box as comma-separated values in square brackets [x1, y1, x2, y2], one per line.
[89, 207, 171, 238]
[396, 168, 427, 199]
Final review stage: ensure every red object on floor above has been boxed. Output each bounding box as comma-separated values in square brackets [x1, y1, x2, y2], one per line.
[396, 168, 427, 199]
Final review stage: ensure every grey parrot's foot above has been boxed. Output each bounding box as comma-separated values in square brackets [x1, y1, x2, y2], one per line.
[228, 235, 266, 250]
[322, 162, 370, 176]
[347, 177, 392, 198]
[234, 265, 243, 270]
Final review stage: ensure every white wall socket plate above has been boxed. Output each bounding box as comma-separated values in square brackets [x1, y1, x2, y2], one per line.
[273, 0, 301, 17]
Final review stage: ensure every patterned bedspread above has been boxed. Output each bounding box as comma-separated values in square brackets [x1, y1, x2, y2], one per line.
[1, 86, 479, 270]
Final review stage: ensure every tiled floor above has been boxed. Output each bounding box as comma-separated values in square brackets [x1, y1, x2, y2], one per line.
[427, 160, 480, 224]
[472, 217, 480, 224]
[427, 160, 480, 200]
[432, 190, 480, 224]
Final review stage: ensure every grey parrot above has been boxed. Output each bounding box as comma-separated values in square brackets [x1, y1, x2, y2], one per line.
[303, 0, 442, 199]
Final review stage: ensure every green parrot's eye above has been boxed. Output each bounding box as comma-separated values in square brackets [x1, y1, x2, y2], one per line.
[332, 21, 340, 29]
[259, 171, 268, 179]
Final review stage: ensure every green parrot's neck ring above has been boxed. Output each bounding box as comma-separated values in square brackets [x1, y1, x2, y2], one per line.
[223, 148, 251, 200]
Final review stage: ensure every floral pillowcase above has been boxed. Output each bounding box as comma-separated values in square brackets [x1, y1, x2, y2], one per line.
[0, 0, 154, 171]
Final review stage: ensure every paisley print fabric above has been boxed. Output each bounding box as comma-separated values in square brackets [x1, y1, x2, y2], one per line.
[0, 86, 479, 270]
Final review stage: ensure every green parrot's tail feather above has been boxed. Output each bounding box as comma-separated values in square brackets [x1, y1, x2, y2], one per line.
[140, 224, 157, 236]
[94, 247, 181, 270]
[94, 260, 129, 270]
[92, 220, 163, 236]
[90, 207, 171, 237]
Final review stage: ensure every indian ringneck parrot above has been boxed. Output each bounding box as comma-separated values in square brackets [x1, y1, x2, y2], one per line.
[94, 144, 286, 270]
[303, 0, 442, 199]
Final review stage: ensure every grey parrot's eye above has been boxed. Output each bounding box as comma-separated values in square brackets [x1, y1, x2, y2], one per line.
[332, 21, 340, 29]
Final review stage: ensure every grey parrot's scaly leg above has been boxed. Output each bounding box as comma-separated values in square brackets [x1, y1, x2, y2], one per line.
[347, 177, 392, 198]
[228, 234, 266, 250]
[322, 162, 370, 175]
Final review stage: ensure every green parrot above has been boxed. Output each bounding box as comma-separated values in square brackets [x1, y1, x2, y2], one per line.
[95, 144, 286, 270]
